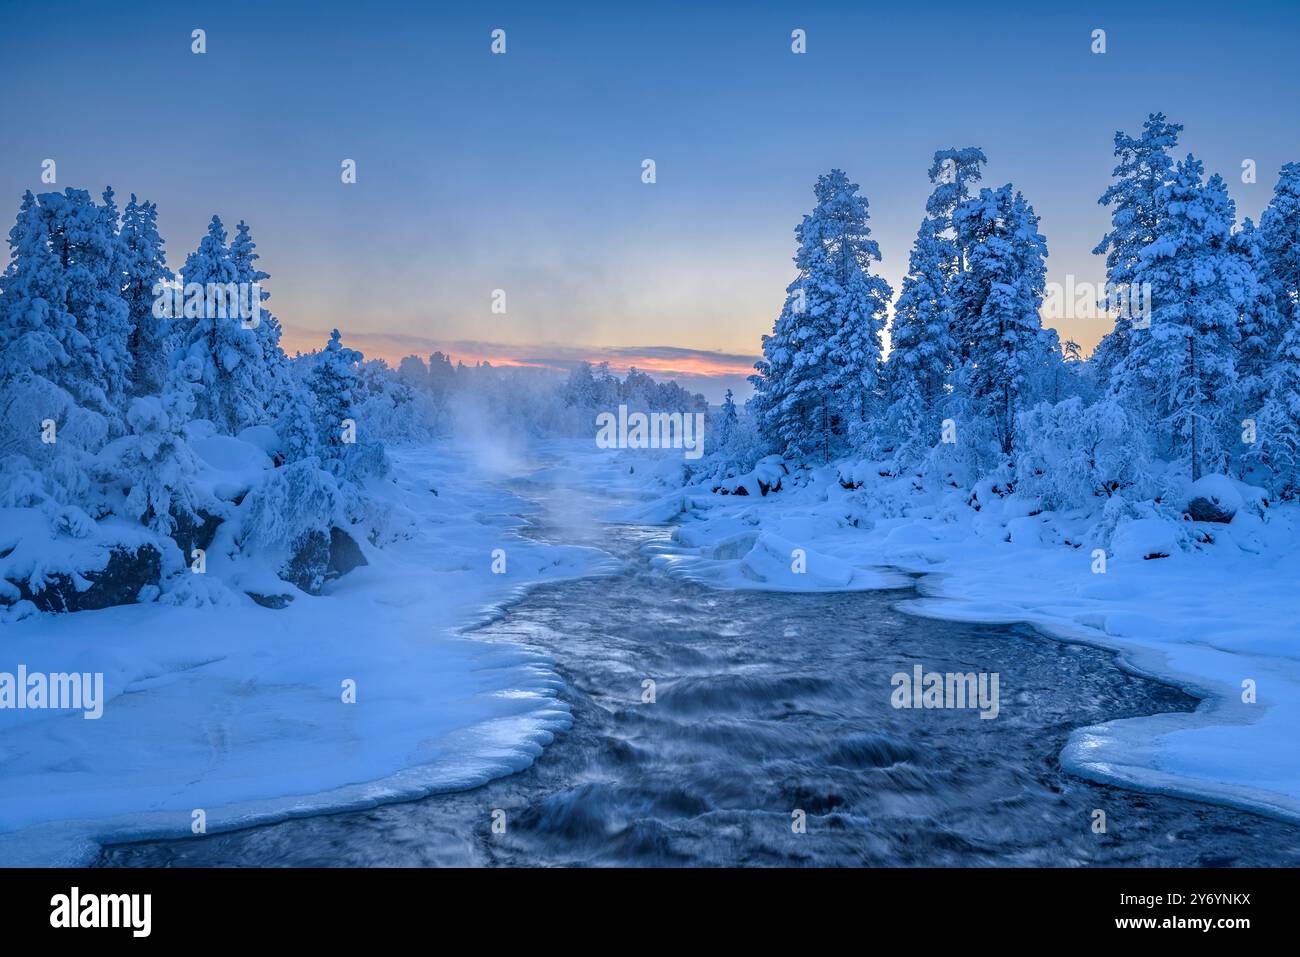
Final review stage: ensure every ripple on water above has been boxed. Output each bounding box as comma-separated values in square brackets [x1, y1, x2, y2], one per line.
[97, 517, 1300, 868]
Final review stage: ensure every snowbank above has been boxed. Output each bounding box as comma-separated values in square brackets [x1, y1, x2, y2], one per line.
[0, 445, 608, 866]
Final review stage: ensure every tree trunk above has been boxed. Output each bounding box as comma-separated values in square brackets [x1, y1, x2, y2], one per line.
[1189, 337, 1201, 482]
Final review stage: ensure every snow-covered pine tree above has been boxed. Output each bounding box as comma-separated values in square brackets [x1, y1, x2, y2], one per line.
[951, 185, 1050, 456]
[819, 174, 894, 452]
[885, 217, 953, 464]
[307, 328, 361, 472]
[170, 215, 270, 434]
[750, 234, 840, 459]
[884, 147, 986, 466]
[1247, 162, 1300, 494]
[750, 170, 891, 462]
[38, 188, 133, 425]
[275, 391, 319, 465]
[1230, 218, 1281, 440]
[0, 190, 134, 508]
[1250, 317, 1300, 497]
[92, 187, 134, 417]
[0, 193, 79, 472]
[229, 219, 287, 391]
[1112, 158, 1247, 481]
[717, 388, 739, 448]
[0, 192, 74, 387]
[1091, 113, 1183, 385]
[1259, 163, 1300, 326]
[94, 394, 208, 538]
[120, 194, 173, 396]
[926, 147, 989, 230]
[562, 361, 599, 412]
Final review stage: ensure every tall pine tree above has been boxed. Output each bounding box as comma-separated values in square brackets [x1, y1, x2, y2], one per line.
[170, 215, 270, 433]
[750, 170, 891, 462]
[884, 147, 986, 465]
[229, 222, 285, 374]
[1092, 113, 1183, 385]
[951, 185, 1050, 456]
[307, 328, 361, 474]
[1112, 158, 1246, 480]
[1247, 163, 1300, 493]
[120, 194, 173, 396]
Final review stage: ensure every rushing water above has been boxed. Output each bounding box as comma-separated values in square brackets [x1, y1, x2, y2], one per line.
[99, 470, 1300, 867]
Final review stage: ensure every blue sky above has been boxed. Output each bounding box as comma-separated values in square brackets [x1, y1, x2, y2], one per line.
[3, 0, 1298, 400]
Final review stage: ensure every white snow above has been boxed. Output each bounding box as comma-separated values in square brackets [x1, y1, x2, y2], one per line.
[4, 437, 1299, 867]
[0, 444, 607, 866]
[1185, 473, 1244, 516]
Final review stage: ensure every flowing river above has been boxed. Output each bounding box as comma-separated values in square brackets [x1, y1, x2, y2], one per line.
[98, 463, 1300, 867]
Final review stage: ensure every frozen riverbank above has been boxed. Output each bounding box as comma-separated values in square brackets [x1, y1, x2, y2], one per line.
[100, 443, 1300, 867]
[606, 447, 1300, 826]
[0, 444, 608, 866]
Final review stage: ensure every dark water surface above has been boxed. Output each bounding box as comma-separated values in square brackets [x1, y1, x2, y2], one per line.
[99, 473, 1300, 867]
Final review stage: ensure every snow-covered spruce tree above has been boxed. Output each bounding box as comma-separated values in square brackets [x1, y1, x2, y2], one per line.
[1246, 163, 1300, 494]
[0, 192, 75, 400]
[119, 194, 173, 396]
[717, 388, 739, 449]
[1259, 162, 1300, 325]
[38, 188, 133, 427]
[884, 217, 953, 466]
[1112, 158, 1247, 482]
[1230, 219, 1282, 438]
[170, 215, 270, 434]
[0, 191, 111, 507]
[307, 328, 363, 474]
[749, 266, 837, 461]
[884, 147, 986, 467]
[750, 170, 891, 463]
[91, 187, 134, 417]
[94, 393, 210, 538]
[1249, 308, 1300, 496]
[229, 220, 288, 403]
[950, 185, 1050, 457]
[817, 173, 893, 451]
[1091, 113, 1183, 386]
[276, 388, 319, 465]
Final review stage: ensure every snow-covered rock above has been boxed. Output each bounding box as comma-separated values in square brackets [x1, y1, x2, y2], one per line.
[1185, 474, 1243, 524]
[0, 510, 168, 615]
[192, 434, 273, 502]
[1110, 517, 1179, 561]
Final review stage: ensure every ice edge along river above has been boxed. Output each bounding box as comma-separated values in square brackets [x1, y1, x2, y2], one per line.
[3, 440, 1298, 865]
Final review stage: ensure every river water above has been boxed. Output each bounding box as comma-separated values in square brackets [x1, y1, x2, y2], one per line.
[98, 466, 1300, 867]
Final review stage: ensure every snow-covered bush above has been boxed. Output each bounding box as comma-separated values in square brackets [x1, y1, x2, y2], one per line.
[692, 404, 770, 486]
[240, 458, 342, 557]
[275, 391, 317, 465]
[95, 396, 212, 537]
[307, 329, 386, 484]
[1087, 494, 1191, 556]
[1015, 397, 1155, 510]
[354, 358, 438, 444]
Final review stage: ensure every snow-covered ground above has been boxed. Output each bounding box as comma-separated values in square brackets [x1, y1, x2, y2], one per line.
[0, 443, 609, 866]
[604, 450, 1300, 825]
[4, 436, 1298, 867]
